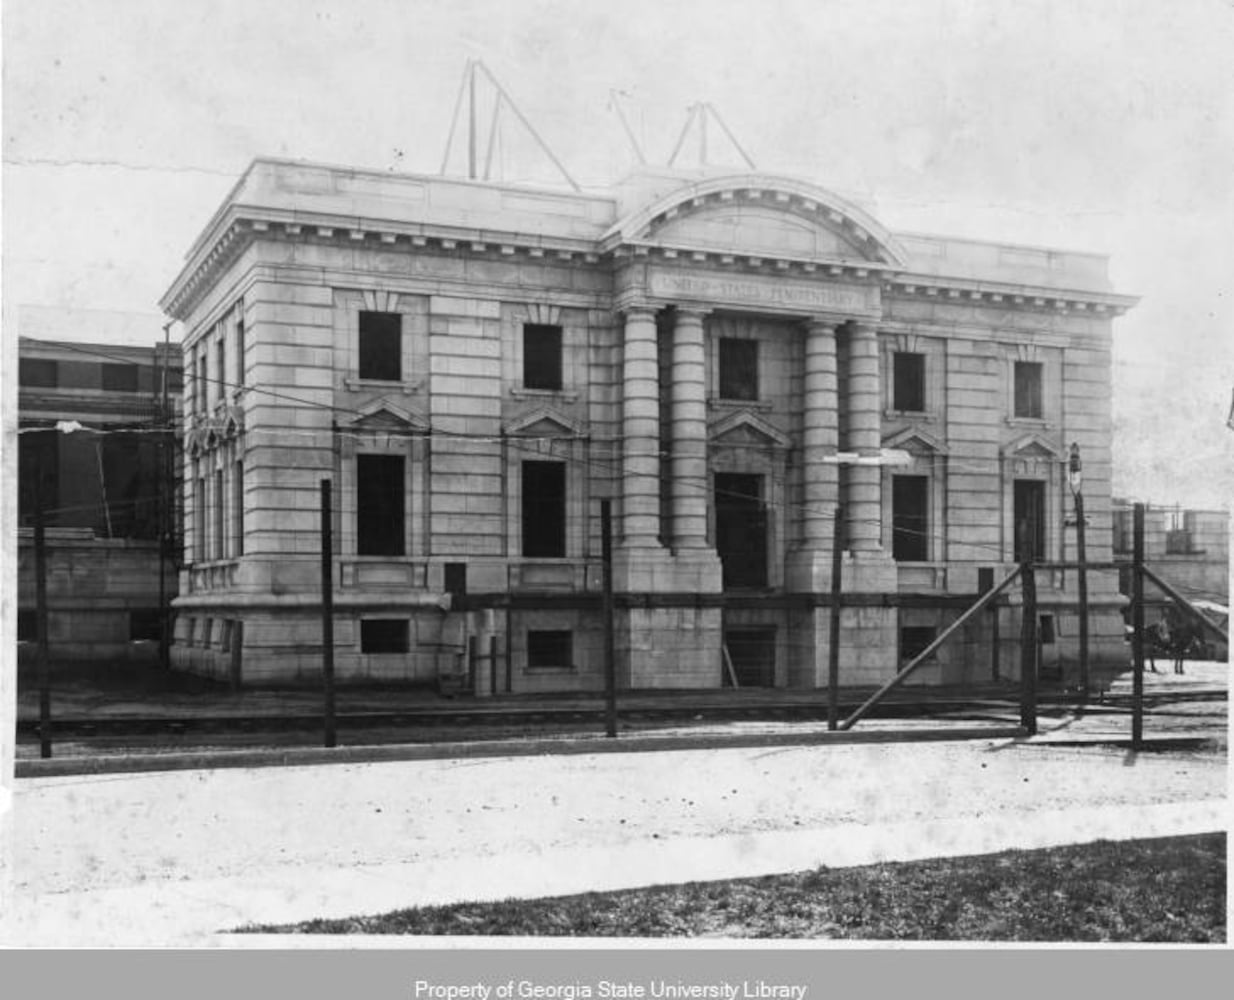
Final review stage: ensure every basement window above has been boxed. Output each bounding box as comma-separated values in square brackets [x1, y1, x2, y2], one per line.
[523, 323, 563, 390]
[361, 619, 409, 654]
[892, 352, 925, 412]
[527, 630, 572, 669]
[718, 338, 759, 401]
[358, 311, 402, 381]
[130, 610, 163, 642]
[900, 626, 937, 667]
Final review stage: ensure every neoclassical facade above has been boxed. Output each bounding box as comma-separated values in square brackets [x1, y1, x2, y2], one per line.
[161, 160, 1136, 689]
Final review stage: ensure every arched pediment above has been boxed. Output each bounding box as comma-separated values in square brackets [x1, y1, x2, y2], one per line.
[709, 410, 791, 449]
[603, 173, 908, 267]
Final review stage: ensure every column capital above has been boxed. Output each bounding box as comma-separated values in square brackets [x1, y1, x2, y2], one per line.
[622, 303, 658, 322]
[803, 316, 841, 335]
[675, 307, 711, 324]
[847, 319, 879, 336]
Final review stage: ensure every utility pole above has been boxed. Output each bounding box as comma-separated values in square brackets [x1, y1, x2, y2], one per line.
[1131, 502, 1145, 750]
[827, 504, 844, 730]
[1018, 520, 1038, 736]
[1068, 444, 1089, 698]
[601, 499, 617, 738]
[34, 456, 52, 759]
[321, 478, 336, 749]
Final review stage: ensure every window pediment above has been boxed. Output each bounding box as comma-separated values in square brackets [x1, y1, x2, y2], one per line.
[709, 410, 790, 448]
[346, 399, 429, 433]
[504, 407, 582, 438]
[1003, 433, 1063, 461]
[883, 427, 948, 456]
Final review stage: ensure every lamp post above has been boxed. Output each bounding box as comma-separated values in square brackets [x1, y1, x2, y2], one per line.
[1068, 443, 1090, 698]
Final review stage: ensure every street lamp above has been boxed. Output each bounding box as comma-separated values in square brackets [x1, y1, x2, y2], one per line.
[1068, 443, 1089, 697]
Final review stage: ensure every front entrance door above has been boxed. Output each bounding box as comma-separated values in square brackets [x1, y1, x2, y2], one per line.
[715, 472, 767, 589]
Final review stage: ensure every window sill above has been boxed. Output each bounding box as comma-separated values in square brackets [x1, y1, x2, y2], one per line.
[709, 398, 772, 412]
[345, 377, 424, 393]
[525, 665, 578, 674]
[884, 409, 936, 422]
[511, 387, 579, 403]
[1005, 416, 1050, 427]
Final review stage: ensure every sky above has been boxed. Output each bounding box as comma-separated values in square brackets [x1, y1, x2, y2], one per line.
[3, 0, 1233, 508]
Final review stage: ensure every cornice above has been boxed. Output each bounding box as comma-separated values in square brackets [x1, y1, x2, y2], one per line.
[882, 275, 1138, 317]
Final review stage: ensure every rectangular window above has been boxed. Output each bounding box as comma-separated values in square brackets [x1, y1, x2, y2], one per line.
[1013, 479, 1046, 562]
[232, 460, 244, 557]
[892, 352, 926, 412]
[900, 626, 938, 666]
[1014, 361, 1043, 419]
[101, 363, 139, 393]
[724, 627, 776, 686]
[361, 619, 409, 653]
[200, 343, 210, 410]
[527, 630, 572, 669]
[129, 610, 163, 642]
[359, 311, 402, 381]
[522, 460, 566, 557]
[715, 472, 767, 589]
[444, 562, 467, 596]
[892, 475, 930, 562]
[356, 454, 406, 556]
[18, 426, 59, 528]
[18, 610, 38, 643]
[718, 338, 759, 400]
[19, 358, 58, 388]
[235, 316, 246, 387]
[523, 323, 563, 390]
[195, 475, 206, 561]
[214, 469, 225, 560]
[216, 332, 227, 398]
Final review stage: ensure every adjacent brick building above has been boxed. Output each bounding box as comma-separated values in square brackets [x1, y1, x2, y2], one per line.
[161, 160, 1137, 690]
[16, 332, 182, 664]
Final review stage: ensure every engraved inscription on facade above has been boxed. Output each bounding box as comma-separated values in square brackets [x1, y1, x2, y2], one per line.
[647, 271, 876, 314]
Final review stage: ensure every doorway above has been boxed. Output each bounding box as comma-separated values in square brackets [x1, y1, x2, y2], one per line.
[715, 472, 767, 589]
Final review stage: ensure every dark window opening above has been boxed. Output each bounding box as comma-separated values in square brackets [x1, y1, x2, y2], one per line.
[522, 460, 566, 558]
[893, 352, 926, 412]
[213, 470, 225, 559]
[527, 630, 572, 669]
[18, 610, 38, 643]
[101, 433, 158, 539]
[1013, 479, 1046, 562]
[359, 311, 402, 381]
[130, 610, 163, 642]
[18, 426, 59, 527]
[523, 323, 563, 390]
[357, 454, 406, 556]
[361, 619, 409, 654]
[194, 476, 206, 561]
[1039, 613, 1057, 645]
[101, 363, 139, 393]
[892, 475, 929, 562]
[1014, 361, 1043, 419]
[1112, 513, 1131, 554]
[19, 358, 58, 388]
[724, 628, 776, 687]
[216, 335, 227, 397]
[444, 562, 467, 597]
[199, 345, 209, 410]
[236, 317, 246, 387]
[900, 626, 938, 667]
[232, 461, 244, 557]
[718, 338, 759, 401]
[715, 472, 767, 589]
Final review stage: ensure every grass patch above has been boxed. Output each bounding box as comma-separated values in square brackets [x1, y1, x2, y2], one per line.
[241, 832, 1225, 942]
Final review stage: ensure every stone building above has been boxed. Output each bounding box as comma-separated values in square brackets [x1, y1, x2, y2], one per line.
[160, 159, 1136, 690]
[1113, 501, 1229, 606]
[16, 332, 181, 665]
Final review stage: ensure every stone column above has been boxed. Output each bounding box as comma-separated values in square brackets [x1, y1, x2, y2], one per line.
[800, 319, 840, 549]
[844, 320, 882, 552]
[620, 306, 662, 548]
[670, 309, 709, 549]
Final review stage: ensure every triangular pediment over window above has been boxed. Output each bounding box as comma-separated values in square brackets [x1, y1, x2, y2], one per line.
[709, 410, 790, 448]
[883, 427, 948, 456]
[346, 399, 429, 433]
[1002, 433, 1064, 461]
[504, 407, 582, 438]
